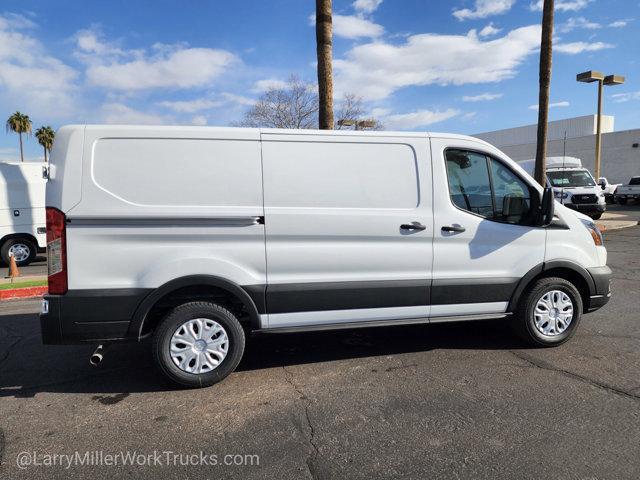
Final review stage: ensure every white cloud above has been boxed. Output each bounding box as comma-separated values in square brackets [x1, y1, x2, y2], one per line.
[529, 0, 592, 12]
[370, 107, 391, 117]
[74, 27, 126, 59]
[558, 17, 601, 33]
[220, 92, 256, 106]
[101, 103, 170, 124]
[0, 147, 18, 161]
[157, 98, 223, 113]
[453, 0, 515, 21]
[555, 41, 614, 54]
[252, 78, 288, 93]
[353, 0, 383, 14]
[462, 92, 503, 102]
[190, 115, 207, 126]
[335, 14, 384, 39]
[0, 13, 36, 30]
[611, 91, 640, 103]
[334, 25, 541, 101]
[0, 12, 79, 118]
[309, 14, 383, 39]
[381, 109, 460, 130]
[608, 20, 630, 28]
[85, 45, 238, 91]
[158, 91, 255, 113]
[528, 101, 570, 110]
[479, 23, 502, 37]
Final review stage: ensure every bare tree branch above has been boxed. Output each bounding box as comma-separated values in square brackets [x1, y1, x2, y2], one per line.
[235, 76, 383, 130]
[235, 75, 319, 129]
[336, 94, 384, 130]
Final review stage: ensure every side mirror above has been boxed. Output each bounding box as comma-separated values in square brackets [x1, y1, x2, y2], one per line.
[600, 184, 606, 190]
[537, 187, 555, 227]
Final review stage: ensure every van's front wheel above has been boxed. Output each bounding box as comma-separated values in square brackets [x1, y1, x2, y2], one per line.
[515, 277, 583, 347]
[152, 302, 245, 388]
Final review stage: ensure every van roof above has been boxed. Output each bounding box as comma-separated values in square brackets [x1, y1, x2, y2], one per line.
[73, 124, 493, 147]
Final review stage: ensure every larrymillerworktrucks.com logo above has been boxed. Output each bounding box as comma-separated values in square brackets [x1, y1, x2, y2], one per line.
[15, 451, 260, 469]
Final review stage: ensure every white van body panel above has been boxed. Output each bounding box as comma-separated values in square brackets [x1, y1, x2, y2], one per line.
[546, 203, 606, 268]
[46, 125, 84, 213]
[51, 126, 266, 292]
[0, 161, 47, 249]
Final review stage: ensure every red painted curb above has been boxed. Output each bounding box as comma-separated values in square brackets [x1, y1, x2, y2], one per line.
[0, 286, 48, 301]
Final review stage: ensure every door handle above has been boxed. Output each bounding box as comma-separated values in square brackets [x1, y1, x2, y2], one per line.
[441, 225, 466, 233]
[400, 222, 426, 231]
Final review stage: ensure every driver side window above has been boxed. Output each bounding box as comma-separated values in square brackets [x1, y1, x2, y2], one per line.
[445, 149, 533, 225]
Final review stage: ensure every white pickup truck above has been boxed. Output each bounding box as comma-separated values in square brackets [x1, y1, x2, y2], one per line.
[518, 156, 606, 220]
[597, 177, 621, 204]
[614, 176, 640, 205]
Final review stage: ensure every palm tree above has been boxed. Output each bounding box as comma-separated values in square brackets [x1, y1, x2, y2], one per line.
[6, 111, 33, 162]
[35, 126, 55, 162]
[316, 0, 334, 130]
[534, 0, 554, 186]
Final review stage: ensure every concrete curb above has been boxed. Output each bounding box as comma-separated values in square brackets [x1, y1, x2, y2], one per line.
[598, 220, 640, 232]
[0, 286, 48, 301]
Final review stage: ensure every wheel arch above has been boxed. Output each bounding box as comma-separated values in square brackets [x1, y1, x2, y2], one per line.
[130, 275, 265, 339]
[508, 260, 596, 314]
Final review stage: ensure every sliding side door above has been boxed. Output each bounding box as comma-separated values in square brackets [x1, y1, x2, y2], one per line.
[260, 132, 432, 329]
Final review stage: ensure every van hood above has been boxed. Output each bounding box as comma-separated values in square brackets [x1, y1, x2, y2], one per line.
[556, 201, 593, 223]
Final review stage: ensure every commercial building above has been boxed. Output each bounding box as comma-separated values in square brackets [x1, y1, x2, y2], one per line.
[474, 115, 640, 183]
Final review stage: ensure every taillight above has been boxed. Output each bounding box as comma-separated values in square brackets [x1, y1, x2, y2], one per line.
[46, 207, 68, 294]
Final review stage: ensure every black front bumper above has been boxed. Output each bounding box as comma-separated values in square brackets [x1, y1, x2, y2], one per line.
[586, 266, 612, 312]
[565, 203, 606, 214]
[40, 289, 151, 344]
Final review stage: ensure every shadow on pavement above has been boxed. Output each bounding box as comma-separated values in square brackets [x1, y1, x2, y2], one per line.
[0, 311, 526, 398]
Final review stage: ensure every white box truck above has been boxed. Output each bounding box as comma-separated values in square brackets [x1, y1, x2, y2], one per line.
[41, 125, 611, 387]
[0, 161, 47, 266]
[518, 157, 606, 220]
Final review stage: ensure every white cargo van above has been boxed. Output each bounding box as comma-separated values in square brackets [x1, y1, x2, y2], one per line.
[0, 161, 47, 266]
[518, 157, 606, 220]
[41, 126, 611, 388]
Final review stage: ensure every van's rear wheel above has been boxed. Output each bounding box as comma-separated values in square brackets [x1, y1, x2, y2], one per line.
[515, 277, 583, 347]
[1, 237, 36, 266]
[152, 302, 245, 388]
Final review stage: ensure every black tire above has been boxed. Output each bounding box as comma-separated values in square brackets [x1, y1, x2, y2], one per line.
[0, 237, 37, 267]
[590, 213, 602, 220]
[152, 301, 245, 388]
[515, 277, 583, 347]
[617, 197, 628, 205]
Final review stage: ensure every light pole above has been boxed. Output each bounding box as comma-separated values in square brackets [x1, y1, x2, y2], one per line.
[577, 70, 625, 180]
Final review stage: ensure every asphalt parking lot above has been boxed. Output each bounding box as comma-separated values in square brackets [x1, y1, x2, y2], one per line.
[1, 227, 639, 479]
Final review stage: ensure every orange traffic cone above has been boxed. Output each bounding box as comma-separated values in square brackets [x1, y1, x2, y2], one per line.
[6, 253, 20, 281]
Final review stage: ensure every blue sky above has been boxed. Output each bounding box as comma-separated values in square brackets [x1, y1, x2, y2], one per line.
[0, 0, 638, 161]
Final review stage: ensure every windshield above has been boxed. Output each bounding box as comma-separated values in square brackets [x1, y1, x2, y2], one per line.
[547, 170, 595, 188]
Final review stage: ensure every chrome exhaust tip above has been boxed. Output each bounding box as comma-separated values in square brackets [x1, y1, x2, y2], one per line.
[90, 344, 105, 366]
